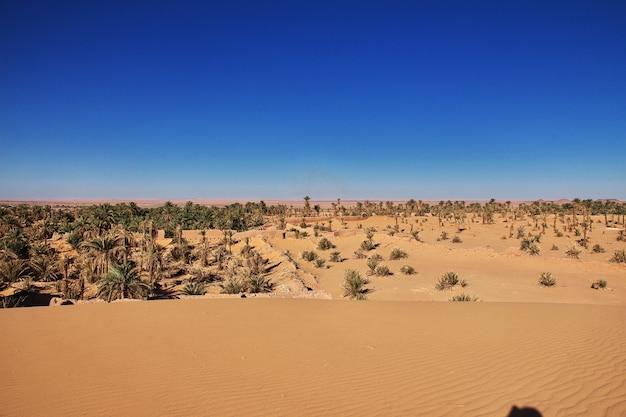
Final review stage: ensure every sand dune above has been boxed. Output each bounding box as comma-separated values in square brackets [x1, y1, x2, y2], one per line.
[2, 299, 626, 416]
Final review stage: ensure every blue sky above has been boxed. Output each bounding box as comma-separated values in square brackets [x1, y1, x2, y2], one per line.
[1, 1, 625, 201]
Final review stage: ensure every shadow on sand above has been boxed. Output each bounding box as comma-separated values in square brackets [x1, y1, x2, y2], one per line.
[507, 405, 542, 417]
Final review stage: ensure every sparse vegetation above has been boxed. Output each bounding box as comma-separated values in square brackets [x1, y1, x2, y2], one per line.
[565, 246, 581, 259]
[317, 237, 335, 250]
[342, 269, 368, 300]
[353, 250, 366, 259]
[609, 250, 626, 263]
[360, 239, 375, 251]
[301, 250, 318, 262]
[375, 265, 391, 276]
[314, 258, 326, 268]
[439, 231, 449, 240]
[452, 235, 462, 243]
[181, 281, 207, 296]
[389, 248, 408, 260]
[592, 244, 606, 253]
[400, 265, 415, 275]
[539, 272, 556, 287]
[435, 271, 461, 290]
[450, 294, 478, 302]
[329, 251, 342, 262]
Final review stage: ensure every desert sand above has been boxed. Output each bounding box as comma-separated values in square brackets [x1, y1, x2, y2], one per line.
[1, 208, 626, 416]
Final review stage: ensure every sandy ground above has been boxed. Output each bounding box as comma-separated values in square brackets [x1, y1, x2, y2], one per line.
[1, 212, 625, 416]
[1, 299, 625, 417]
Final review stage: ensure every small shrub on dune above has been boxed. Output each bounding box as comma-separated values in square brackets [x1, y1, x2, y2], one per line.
[389, 248, 408, 260]
[375, 265, 391, 276]
[400, 265, 415, 275]
[246, 275, 273, 293]
[551, 244, 559, 251]
[592, 244, 605, 253]
[353, 250, 366, 259]
[366, 258, 379, 275]
[329, 251, 342, 262]
[302, 250, 318, 262]
[609, 249, 626, 263]
[439, 231, 449, 241]
[435, 271, 460, 290]
[222, 277, 244, 294]
[342, 269, 369, 300]
[317, 237, 335, 251]
[565, 246, 581, 259]
[360, 239, 375, 251]
[452, 235, 462, 243]
[314, 258, 326, 268]
[450, 293, 478, 302]
[539, 272, 556, 287]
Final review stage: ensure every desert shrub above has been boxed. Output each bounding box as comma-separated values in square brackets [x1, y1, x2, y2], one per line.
[317, 237, 334, 250]
[435, 271, 460, 290]
[565, 246, 581, 259]
[246, 275, 273, 293]
[591, 279, 607, 289]
[574, 228, 581, 237]
[551, 244, 559, 251]
[366, 258, 379, 274]
[554, 229, 564, 237]
[439, 231, 449, 240]
[314, 258, 326, 268]
[389, 248, 408, 260]
[400, 265, 415, 275]
[329, 251, 342, 262]
[517, 226, 526, 239]
[452, 235, 462, 243]
[609, 250, 626, 263]
[450, 294, 478, 302]
[459, 279, 468, 288]
[342, 269, 368, 300]
[592, 244, 606, 253]
[520, 236, 540, 255]
[617, 231, 626, 242]
[221, 277, 244, 294]
[353, 250, 366, 259]
[539, 272, 556, 287]
[302, 250, 318, 262]
[181, 281, 207, 296]
[370, 253, 383, 262]
[300, 231, 309, 238]
[375, 265, 391, 276]
[411, 231, 421, 242]
[360, 239, 375, 251]
[577, 239, 588, 249]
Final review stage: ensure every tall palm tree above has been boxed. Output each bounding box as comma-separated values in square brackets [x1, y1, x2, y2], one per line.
[30, 255, 60, 282]
[83, 233, 123, 276]
[303, 196, 311, 217]
[97, 263, 150, 302]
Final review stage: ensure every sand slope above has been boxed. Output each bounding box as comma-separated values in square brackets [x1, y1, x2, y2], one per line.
[2, 299, 625, 416]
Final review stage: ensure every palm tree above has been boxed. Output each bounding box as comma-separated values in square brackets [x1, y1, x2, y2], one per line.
[0, 258, 30, 288]
[97, 263, 150, 302]
[83, 234, 123, 276]
[303, 196, 311, 217]
[30, 256, 60, 282]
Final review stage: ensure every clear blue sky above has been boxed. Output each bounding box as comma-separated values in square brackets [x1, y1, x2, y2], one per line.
[1, 1, 625, 201]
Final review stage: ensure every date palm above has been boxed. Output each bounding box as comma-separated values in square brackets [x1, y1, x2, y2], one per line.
[83, 233, 123, 276]
[97, 262, 150, 302]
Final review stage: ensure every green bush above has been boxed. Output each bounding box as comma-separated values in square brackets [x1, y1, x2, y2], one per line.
[302, 250, 318, 262]
[317, 237, 335, 250]
[436, 271, 460, 290]
[375, 265, 391, 276]
[400, 265, 415, 275]
[609, 249, 626, 263]
[539, 272, 556, 287]
[342, 269, 368, 300]
[389, 248, 408, 260]
[181, 281, 207, 296]
[450, 294, 478, 302]
[360, 239, 375, 251]
[592, 244, 606, 253]
[329, 251, 342, 262]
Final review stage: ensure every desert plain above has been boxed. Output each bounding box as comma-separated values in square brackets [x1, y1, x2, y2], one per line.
[1, 200, 625, 416]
